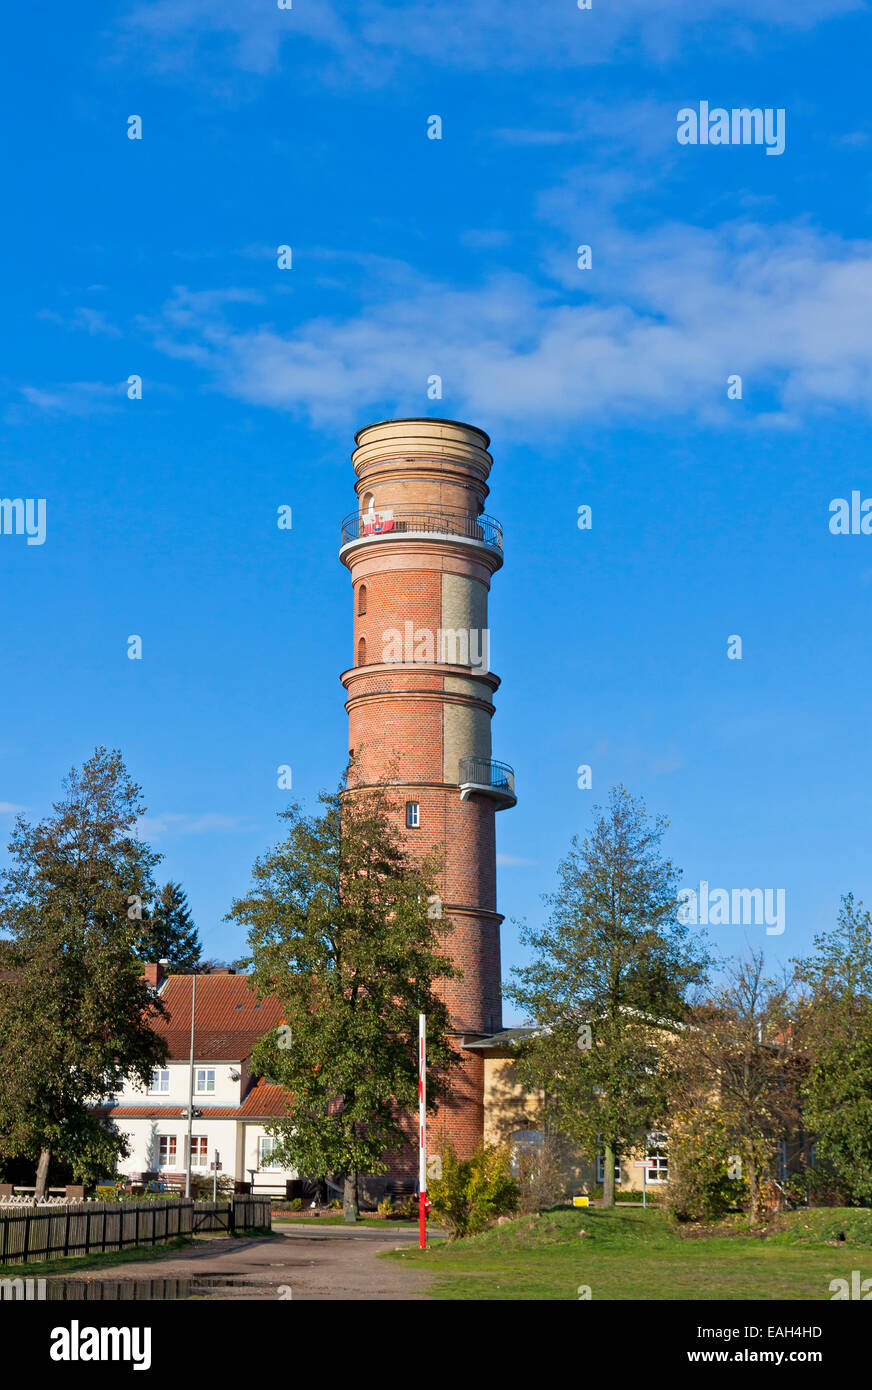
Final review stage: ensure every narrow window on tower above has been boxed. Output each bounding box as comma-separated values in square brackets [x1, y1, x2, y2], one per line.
[357, 637, 367, 666]
[406, 801, 420, 829]
[358, 583, 367, 616]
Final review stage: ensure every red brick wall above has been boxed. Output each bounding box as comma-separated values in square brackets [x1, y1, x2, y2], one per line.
[340, 421, 508, 1161]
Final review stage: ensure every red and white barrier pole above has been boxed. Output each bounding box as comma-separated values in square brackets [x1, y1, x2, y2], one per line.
[418, 1012, 427, 1250]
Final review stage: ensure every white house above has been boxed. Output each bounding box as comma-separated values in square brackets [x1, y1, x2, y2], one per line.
[106, 966, 298, 1193]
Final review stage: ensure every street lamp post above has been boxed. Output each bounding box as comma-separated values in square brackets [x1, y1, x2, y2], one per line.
[185, 971, 197, 1199]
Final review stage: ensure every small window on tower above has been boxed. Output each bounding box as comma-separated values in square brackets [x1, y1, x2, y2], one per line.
[358, 584, 367, 616]
[406, 801, 420, 829]
[357, 637, 367, 666]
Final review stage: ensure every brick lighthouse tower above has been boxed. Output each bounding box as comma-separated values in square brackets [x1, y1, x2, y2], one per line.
[339, 418, 516, 1156]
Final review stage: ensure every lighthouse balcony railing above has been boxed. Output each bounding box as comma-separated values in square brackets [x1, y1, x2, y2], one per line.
[340, 507, 502, 554]
[458, 757, 516, 810]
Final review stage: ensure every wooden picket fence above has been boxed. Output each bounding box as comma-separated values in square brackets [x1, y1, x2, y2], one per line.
[0, 1195, 271, 1265]
[193, 1196, 272, 1234]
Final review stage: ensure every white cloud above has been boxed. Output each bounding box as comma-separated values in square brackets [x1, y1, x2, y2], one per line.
[135, 812, 249, 838]
[0, 802, 27, 815]
[142, 219, 872, 436]
[119, 0, 863, 79]
[16, 382, 124, 417]
[37, 307, 121, 337]
[497, 853, 537, 866]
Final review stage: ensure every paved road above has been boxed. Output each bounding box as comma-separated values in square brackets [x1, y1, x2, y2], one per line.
[45, 1226, 435, 1302]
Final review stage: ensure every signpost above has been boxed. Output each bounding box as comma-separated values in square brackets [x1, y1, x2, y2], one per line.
[633, 1159, 648, 1208]
[418, 1013, 426, 1250]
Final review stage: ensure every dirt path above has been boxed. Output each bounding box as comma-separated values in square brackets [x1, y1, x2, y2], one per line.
[44, 1227, 433, 1301]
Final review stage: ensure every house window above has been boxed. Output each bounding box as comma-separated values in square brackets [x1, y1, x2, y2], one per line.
[189, 1136, 209, 1168]
[357, 637, 367, 666]
[641, 1130, 669, 1184]
[596, 1152, 622, 1185]
[149, 1069, 170, 1094]
[157, 1136, 177, 1169]
[405, 801, 420, 829]
[258, 1136, 282, 1171]
[195, 1067, 216, 1095]
[358, 584, 367, 616]
[510, 1130, 545, 1177]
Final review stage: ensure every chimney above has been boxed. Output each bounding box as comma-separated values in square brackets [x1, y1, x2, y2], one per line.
[143, 961, 167, 991]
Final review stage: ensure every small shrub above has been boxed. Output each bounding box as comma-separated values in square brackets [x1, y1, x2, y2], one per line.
[428, 1141, 519, 1240]
[393, 1195, 419, 1220]
[515, 1134, 567, 1215]
[667, 1111, 747, 1223]
[376, 1196, 394, 1217]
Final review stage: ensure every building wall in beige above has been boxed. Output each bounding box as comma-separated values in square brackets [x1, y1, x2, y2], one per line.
[482, 1054, 668, 1195]
[441, 571, 487, 638]
[443, 701, 492, 783]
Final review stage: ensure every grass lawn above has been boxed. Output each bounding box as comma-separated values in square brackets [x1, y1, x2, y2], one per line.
[385, 1205, 872, 1300]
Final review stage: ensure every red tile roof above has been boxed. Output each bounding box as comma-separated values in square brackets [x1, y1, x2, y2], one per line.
[108, 1081, 291, 1122]
[153, 974, 284, 1061]
[240, 1079, 291, 1118]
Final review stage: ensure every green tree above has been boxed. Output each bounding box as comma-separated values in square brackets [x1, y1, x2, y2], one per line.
[0, 748, 168, 1195]
[666, 953, 797, 1225]
[506, 785, 707, 1206]
[137, 881, 202, 972]
[794, 893, 872, 1204]
[227, 776, 458, 1220]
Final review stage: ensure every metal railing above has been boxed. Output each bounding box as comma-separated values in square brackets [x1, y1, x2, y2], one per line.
[458, 757, 515, 795]
[341, 506, 502, 553]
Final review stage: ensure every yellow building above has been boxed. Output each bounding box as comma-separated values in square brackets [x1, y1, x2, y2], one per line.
[467, 1028, 671, 1196]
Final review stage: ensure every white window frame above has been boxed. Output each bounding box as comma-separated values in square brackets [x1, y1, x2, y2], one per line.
[149, 1068, 170, 1094]
[405, 801, 420, 829]
[188, 1135, 209, 1168]
[644, 1152, 669, 1183]
[258, 1135, 282, 1171]
[195, 1067, 216, 1095]
[596, 1152, 622, 1185]
[157, 1135, 177, 1169]
[644, 1130, 669, 1184]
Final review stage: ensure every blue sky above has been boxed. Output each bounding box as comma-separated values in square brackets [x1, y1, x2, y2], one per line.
[2, 1, 871, 1019]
